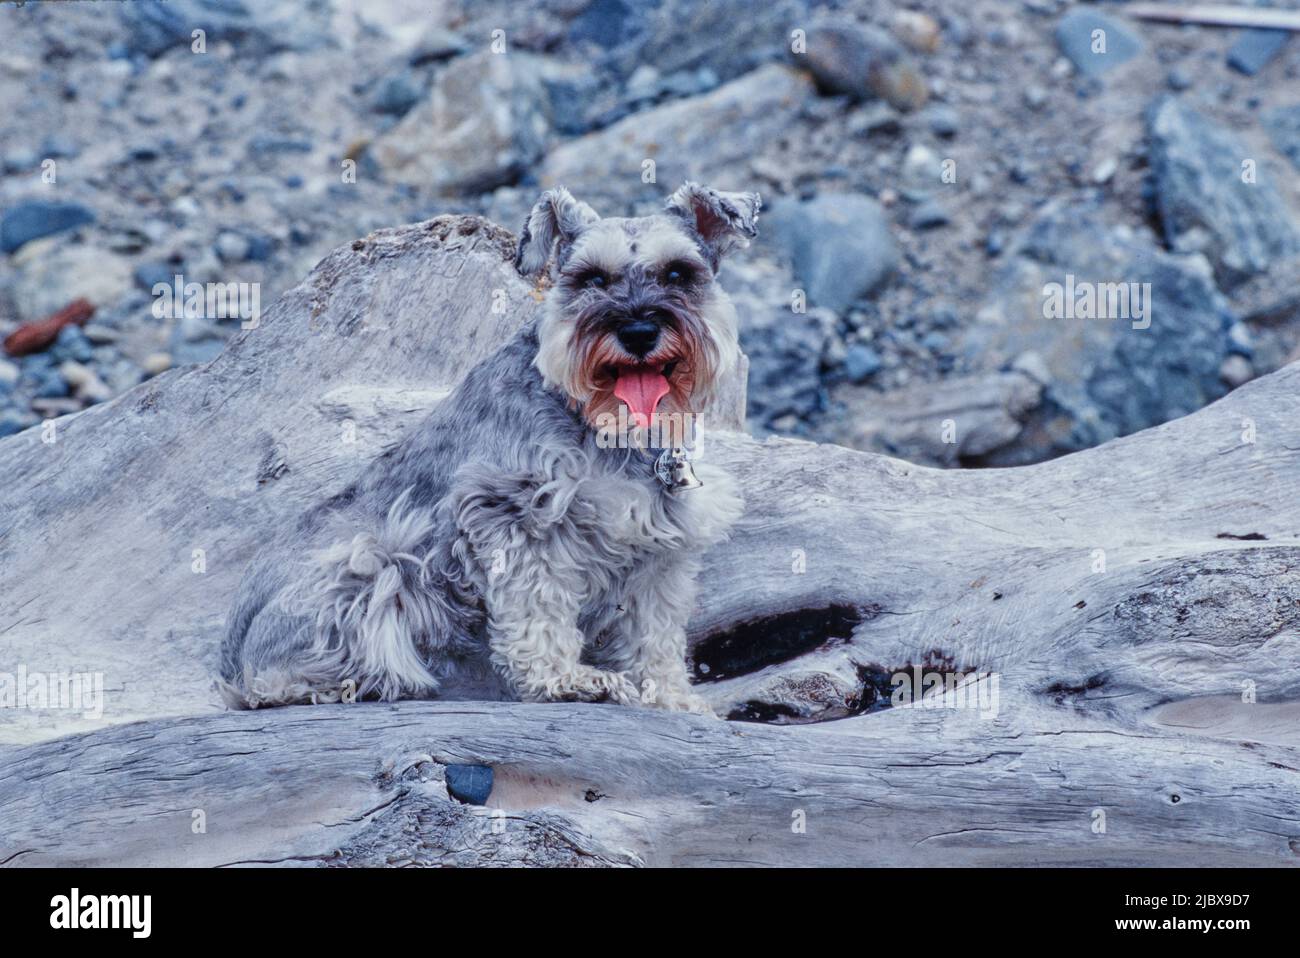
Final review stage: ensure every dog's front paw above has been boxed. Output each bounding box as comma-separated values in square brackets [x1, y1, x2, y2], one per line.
[542, 667, 639, 706]
[644, 683, 718, 718]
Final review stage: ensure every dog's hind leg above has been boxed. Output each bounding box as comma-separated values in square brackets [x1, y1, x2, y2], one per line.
[217, 604, 342, 708]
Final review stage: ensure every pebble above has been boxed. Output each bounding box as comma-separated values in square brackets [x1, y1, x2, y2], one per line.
[910, 200, 951, 229]
[1226, 29, 1289, 76]
[444, 764, 493, 805]
[926, 104, 960, 138]
[58, 360, 94, 388]
[922, 331, 949, 353]
[372, 71, 423, 117]
[892, 11, 941, 53]
[1219, 354, 1253, 388]
[142, 353, 173, 376]
[1090, 157, 1118, 184]
[844, 344, 883, 382]
[0, 201, 96, 254]
[51, 326, 94, 363]
[34, 370, 70, 399]
[1227, 322, 1253, 357]
[60, 361, 113, 403]
[135, 261, 176, 292]
[1055, 9, 1143, 79]
[215, 231, 252, 263]
[1166, 67, 1192, 91]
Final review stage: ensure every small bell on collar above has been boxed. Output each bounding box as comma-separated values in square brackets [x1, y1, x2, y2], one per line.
[654, 447, 702, 492]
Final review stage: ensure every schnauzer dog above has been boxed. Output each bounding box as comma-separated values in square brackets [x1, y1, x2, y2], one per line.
[218, 182, 759, 715]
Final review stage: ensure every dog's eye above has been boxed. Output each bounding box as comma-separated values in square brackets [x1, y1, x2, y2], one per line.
[662, 262, 694, 285]
[577, 270, 609, 289]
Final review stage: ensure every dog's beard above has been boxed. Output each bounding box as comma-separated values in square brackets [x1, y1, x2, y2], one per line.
[550, 301, 724, 447]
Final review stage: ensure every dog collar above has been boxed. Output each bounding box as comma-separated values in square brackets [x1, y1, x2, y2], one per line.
[654, 447, 702, 493]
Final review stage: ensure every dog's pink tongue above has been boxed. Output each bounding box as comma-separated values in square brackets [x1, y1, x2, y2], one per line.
[613, 366, 670, 429]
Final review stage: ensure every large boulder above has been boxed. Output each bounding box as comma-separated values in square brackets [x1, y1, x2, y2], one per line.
[538, 64, 815, 212]
[797, 20, 928, 111]
[762, 193, 898, 315]
[952, 200, 1237, 464]
[1149, 97, 1300, 288]
[117, 0, 333, 58]
[567, 0, 806, 84]
[374, 51, 553, 194]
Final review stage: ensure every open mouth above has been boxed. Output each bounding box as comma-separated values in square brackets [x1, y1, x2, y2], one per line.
[609, 359, 679, 428]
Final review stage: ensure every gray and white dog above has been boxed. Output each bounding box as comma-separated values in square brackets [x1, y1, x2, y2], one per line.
[218, 182, 759, 715]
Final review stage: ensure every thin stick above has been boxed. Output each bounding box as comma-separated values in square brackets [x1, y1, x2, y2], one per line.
[1126, 3, 1300, 31]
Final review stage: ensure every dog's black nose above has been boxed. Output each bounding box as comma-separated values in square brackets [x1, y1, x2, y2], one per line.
[616, 318, 660, 358]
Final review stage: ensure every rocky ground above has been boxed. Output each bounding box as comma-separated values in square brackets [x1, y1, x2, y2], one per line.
[2, 0, 1300, 466]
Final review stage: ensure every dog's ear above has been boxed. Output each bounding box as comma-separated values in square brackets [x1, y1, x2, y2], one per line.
[664, 181, 762, 269]
[515, 187, 601, 277]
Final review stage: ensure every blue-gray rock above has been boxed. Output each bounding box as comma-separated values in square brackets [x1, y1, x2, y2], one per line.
[51, 326, 94, 364]
[41, 136, 79, 159]
[765, 194, 899, 314]
[244, 234, 273, 262]
[1227, 321, 1254, 358]
[118, 0, 332, 59]
[570, 0, 635, 47]
[542, 72, 611, 136]
[215, 231, 252, 263]
[740, 313, 832, 426]
[956, 199, 1236, 463]
[2, 149, 40, 174]
[1227, 29, 1289, 76]
[34, 371, 69, 399]
[135, 262, 176, 291]
[247, 135, 313, 157]
[910, 200, 951, 230]
[926, 104, 960, 138]
[1, 201, 95, 254]
[408, 28, 469, 67]
[373, 72, 423, 117]
[843, 344, 883, 382]
[1149, 97, 1300, 287]
[0, 411, 29, 438]
[921, 331, 949, 353]
[1264, 104, 1300, 171]
[571, 0, 801, 84]
[444, 764, 493, 805]
[21, 353, 54, 375]
[1055, 10, 1142, 79]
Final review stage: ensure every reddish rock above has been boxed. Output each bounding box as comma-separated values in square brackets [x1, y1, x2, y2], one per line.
[3, 298, 95, 357]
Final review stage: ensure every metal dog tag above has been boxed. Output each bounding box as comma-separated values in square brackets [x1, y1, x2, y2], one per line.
[655, 447, 702, 493]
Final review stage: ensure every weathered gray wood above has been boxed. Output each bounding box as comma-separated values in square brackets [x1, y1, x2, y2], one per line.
[1, 695, 1296, 867]
[1, 215, 1298, 866]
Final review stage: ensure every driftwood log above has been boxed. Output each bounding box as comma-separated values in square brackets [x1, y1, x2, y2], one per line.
[1, 216, 1298, 866]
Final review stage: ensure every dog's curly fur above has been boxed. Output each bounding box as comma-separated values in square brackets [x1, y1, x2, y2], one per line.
[218, 182, 759, 714]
